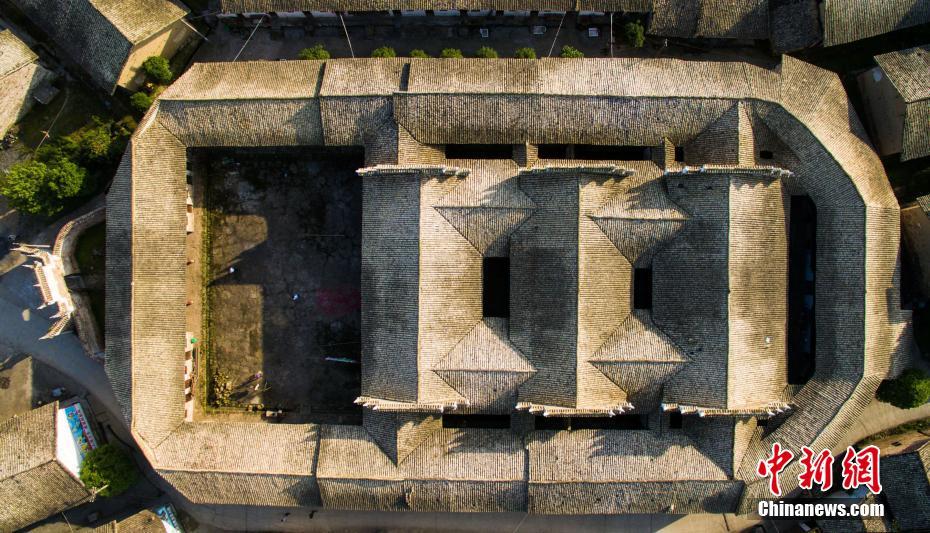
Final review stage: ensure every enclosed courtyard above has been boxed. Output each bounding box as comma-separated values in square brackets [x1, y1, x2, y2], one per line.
[195, 148, 364, 424]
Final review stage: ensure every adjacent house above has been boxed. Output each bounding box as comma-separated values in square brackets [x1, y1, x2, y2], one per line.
[106, 56, 910, 518]
[0, 401, 99, 531]
[8, 0, 195, 93]
[823, 0, 930, 47]
[93, 503, 185, 532]
[879, 438, 930, 531]
[0, 29, 55, 137]
[857, 45, 930, 161]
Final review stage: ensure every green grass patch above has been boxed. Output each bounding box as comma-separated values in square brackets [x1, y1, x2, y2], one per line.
[857, 416, 930, 447]
[15, 83, 112, 150]
[199, 182, 215, 408]
[75, 222, 105, 276]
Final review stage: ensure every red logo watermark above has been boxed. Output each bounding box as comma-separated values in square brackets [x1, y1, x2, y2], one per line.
[756, 443, 882, 497]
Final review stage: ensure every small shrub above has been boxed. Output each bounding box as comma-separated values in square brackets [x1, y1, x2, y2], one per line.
[474, 46, 498, 58]
[624, 21, 646, 47]
[877, 369, 930, 409]
[130, 91, 154, 113]
[141, 56, 173, 84]
[440, 48, 464, 58]
[371, 46, 396, 58]
[0, 158, 88, 216]
[514, 47, 537, 59]
[79, 444, 139, 497]
[409, 49, 430, 58]
[212, 370, 233, 407]
[559, 45, 584, 58]
[298, 44, 331, 60]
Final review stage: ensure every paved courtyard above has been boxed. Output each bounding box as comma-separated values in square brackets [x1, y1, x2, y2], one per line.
[200, 149, 364, 424]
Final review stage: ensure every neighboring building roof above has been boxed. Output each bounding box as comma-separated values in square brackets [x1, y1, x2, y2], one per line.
[8, 0, 188, 92]
[0, 402, 91, 531]
[0, 29, 37, 79]
[875, 45, 930, 161]
[649, 0, 769, 40]
[880, 439, 930, 531]
[93, 504, 184, 532]
[218, 0, 651, 12]
[823, 0, 930, 46]
[107, 57, 909, 515]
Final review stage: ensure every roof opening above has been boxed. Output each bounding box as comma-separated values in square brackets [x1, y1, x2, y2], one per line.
[536, 144, 653, 161]
[442, 414, 511, 429]
[669, 411, 683, 429]
[574, 145, 652, 161]
[759, 150, 774, 160]
[633, 267, 652, 310]
[674, 146, 685, 162]
[537, 144, 571, 159]
[534, 416, 571, 430]
[572, 415, 648, 430]
[787, 195, 816, 385]
[483, 257, 510, 318]
[445, 144, 513, 159]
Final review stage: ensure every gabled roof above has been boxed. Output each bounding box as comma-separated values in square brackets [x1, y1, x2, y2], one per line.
[108, 57, 909, 516]
[0, 403, 90, 530]
[0, 29, 37, 79]
[9, 0, 188, 92]
[880, 440, 930, 531]
[875, 45, 930, 161]
[824, 0, 930, 46]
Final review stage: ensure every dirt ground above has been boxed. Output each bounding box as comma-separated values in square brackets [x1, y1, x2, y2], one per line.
[200, 149, 364, 424]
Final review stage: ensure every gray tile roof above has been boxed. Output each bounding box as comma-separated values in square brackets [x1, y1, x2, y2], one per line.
[0, 29, 37, 79]
[879, 440, 930, 531]
[824, 0, 930, 46]
[218, 0, 648, 12]
[107, 57, 910, 515]
[876, 45, 930, 161]
[0, 403, 91, 530]
[9, 0, 188, 92]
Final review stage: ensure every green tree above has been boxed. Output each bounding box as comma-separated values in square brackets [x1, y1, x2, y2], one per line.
[559, 45, 584, 58]
[298, 44, 331, 60]
[66, 117, 128, 166]
[0, 158, 87, 216]
[130, 92, 154, 113]
[474, 46, 498, 58]
[141, 56, 173, 84]
[371, 46, 396, 58]
[440, 48, 464, 58]
[409, 49, 430, 58]
[79, 444, 139, 497]
[623, 21, 646, 47]
[877, 369, 930, 409]
[514, 47, 537, 59]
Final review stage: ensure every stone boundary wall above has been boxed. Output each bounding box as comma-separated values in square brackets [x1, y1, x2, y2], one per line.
[54, 206, 105, 361]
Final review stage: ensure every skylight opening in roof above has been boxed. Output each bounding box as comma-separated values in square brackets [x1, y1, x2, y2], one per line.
[633, 267, 653, 310]
[445, 144, 514, 159]
[483, 257, 510, 318]
[442, 414, 511, 429]
[574, 145, 653, 161]
[787, 195, 816, 385]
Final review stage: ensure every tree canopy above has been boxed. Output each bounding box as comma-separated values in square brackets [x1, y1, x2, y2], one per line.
[142, 56, 173, 84]
[79, 444, 139, 497]
[0, 158, 87, 216]
[299, 44, 331, 60]
[877, 369, 930, 409]
[371, 46, 396, 58]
